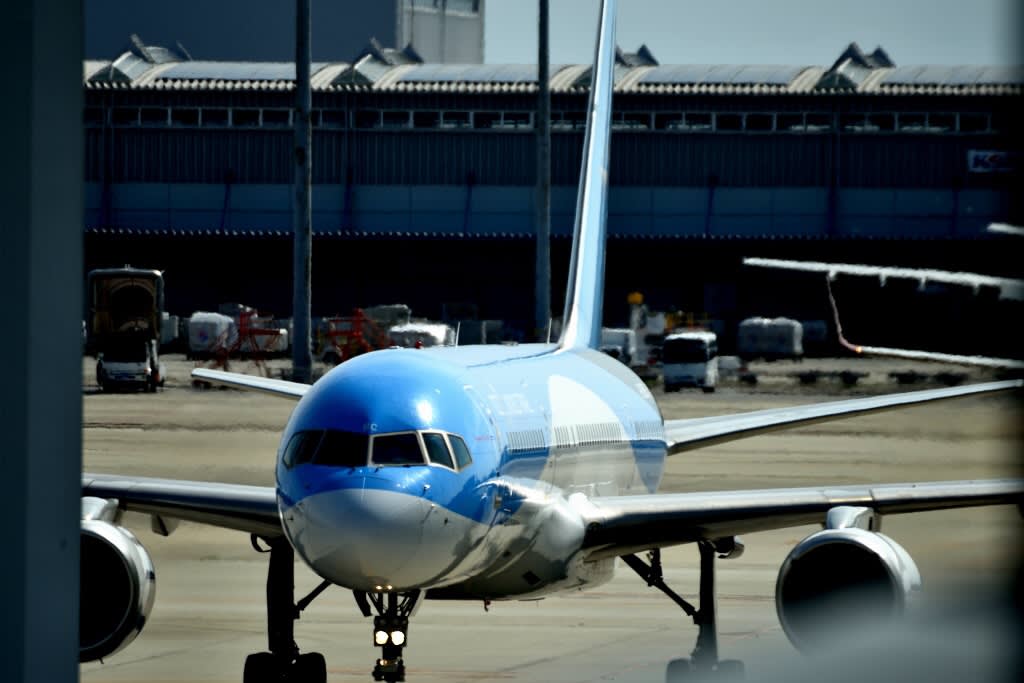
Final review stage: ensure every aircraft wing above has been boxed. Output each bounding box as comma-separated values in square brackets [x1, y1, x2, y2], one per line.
[192, 368, 310, 400]
[579, 479, 1024, 560]
[828, 343, 1024, 369]
[82, 473, 283, 537]
[743, 256, 1024, 301]
[988, 222, 1024, 237]
[743, 257, 1024, 369]
[663, 379, 1021, 454]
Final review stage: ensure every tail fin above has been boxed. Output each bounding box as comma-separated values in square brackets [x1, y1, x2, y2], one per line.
[558, 0, 617, 350]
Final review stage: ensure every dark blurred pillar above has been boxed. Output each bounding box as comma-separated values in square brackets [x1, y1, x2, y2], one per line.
[292, 0, 313, 382]
[0, 0, 83, 681]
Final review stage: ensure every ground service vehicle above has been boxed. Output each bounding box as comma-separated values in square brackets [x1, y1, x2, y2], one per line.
[599, 327, 638, 367]
[88, 266, 166, 392]
[662, 330, 718, 393]
[736, 316, 803, 361]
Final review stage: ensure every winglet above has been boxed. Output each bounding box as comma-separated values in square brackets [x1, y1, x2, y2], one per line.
[558, 0, 617, 350]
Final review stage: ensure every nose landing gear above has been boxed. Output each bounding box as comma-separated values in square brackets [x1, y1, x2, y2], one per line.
[354, 589, 423, 682]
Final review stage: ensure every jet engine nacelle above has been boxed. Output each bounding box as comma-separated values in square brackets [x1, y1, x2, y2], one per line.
[80, 501, 156, 662]
[775, 527, 921, 651]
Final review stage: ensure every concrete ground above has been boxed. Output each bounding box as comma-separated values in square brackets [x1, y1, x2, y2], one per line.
[80, 355, 1022, 682]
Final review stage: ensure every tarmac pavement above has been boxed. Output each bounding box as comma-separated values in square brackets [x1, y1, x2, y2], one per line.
[80, 355, 1022, 682]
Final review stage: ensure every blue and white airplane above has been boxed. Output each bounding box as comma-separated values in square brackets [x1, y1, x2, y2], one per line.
[81, 2, 1022, 681]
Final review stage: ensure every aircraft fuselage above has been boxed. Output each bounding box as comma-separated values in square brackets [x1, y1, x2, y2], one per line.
[276, 344, 667, 599]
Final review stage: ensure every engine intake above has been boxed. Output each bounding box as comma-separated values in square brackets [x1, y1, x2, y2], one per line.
[776, 528, 920, 651]
[80, 499, 156, 662]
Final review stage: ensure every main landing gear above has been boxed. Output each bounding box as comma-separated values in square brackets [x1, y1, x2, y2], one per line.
[353, 589, 423, 682]
[622, 539, 745, 681]
[245, 535, 331, 683]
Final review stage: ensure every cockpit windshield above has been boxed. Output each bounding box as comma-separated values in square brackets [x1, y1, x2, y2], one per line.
[316, 431, 370, 467]
[282, 429, 472, 470]
[371, 433, 424, 466]
[449, 435, 473, 469]
[421, 432, 455, 468]
[282, 430, 369, 469]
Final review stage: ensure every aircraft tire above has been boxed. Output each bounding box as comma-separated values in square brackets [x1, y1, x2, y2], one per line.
[243, 652, 282, 683]
[293, 652, 327, 683]
[665, 658, 692, 681]
[665, 658, 744, 681]
[716, 659, 744, 678]
[701, 386, 716, 394]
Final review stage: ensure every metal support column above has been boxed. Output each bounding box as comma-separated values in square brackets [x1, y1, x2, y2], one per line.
[292, 0, 314, 383]
[534, 0, 552, 341]
[0, 0, 83, 680]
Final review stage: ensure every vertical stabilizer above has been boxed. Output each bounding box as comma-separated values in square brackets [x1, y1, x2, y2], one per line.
[558, 0, 617, 350]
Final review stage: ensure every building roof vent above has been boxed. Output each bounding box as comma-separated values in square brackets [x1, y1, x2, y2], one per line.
[828, 42, 894, 71]
[615, 44, 659, 67]
[818, 43, 895, 90]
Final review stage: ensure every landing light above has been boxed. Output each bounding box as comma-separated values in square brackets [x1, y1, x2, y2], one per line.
[373, 616, 409, 647]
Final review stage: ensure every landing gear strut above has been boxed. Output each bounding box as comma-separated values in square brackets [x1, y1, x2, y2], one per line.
[623, 539, 745, 680]
[354, 589, 423, 682]
[244, 535, 330, 683]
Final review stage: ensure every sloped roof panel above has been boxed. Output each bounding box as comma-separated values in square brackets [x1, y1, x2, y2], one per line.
[84, 60, 109, 81]
[155, 61, 329, 82]
[112, 53, 159, 82]
[639, 64, 808, 86]
[356, 59, 398, 84]
[398, 63, 553, 83]
[880, 65, 1022, 86]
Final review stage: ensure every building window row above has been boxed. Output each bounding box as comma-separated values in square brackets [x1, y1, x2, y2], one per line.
[410, 0, 480, 12]
[84, 105, 1008, 135]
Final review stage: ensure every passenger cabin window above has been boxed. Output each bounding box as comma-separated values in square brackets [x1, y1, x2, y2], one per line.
[449, 435, 473, 469]
[372, 433, 425, 466]
[422, 432, 455, 469]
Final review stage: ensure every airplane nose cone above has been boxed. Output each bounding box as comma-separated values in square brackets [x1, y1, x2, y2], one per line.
[283, 475, 440, 591]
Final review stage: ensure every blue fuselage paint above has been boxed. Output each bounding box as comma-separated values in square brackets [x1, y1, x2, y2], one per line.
[276, 344, 667, 596]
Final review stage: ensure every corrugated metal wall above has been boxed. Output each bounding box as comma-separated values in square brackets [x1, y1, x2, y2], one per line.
[86, 124, 1013, 188]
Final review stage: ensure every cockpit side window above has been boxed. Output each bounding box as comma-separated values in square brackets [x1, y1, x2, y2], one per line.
[314, 430, 370, 467]
[449, 434, 473, 469]
[282, 430, 324, 469]
[371, 433, 425, 466]
[422, 432, 455, 469]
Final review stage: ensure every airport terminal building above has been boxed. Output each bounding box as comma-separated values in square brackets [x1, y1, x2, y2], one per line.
[81, 42, 1022, 353]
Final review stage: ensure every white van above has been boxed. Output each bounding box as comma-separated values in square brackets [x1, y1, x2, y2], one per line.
[662, 330, 718, 393]
[599, 327, 638, 367]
